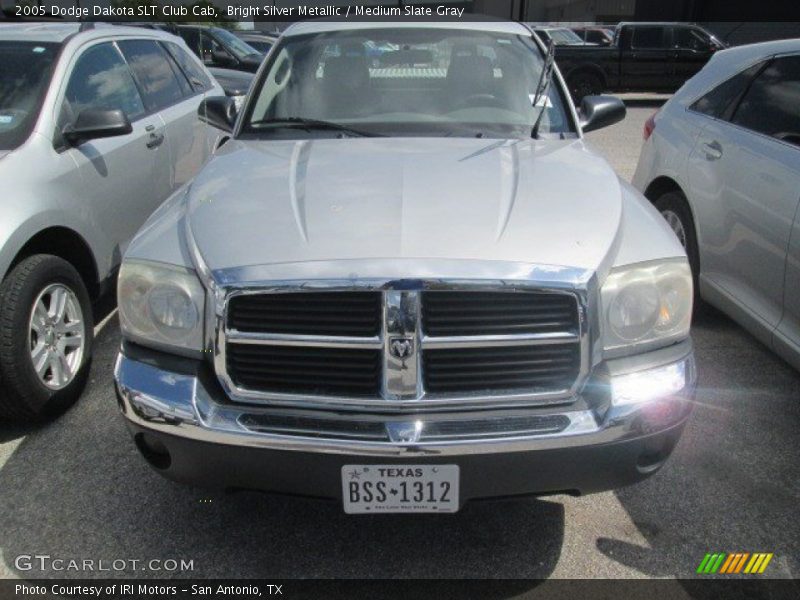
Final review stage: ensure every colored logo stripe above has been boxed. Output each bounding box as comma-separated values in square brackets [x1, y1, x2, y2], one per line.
[697, 553, 726, 573]
[726, 553, 749, 573]
[698, 553, 773, 574]
[745, 553, 773, 574]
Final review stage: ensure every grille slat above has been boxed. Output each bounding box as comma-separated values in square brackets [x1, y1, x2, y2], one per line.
[423, 344, 580, 394]
[426, 366, 577, 381]
[228, 292, 381, 337]
[422, 291, 578, 337]
[427, 359, 576, 371]
[227, 344, 381, 397]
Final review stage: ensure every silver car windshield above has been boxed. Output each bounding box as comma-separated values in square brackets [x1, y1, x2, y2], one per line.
[243, 28, 573, 139]
[213, 28, 261, 60]
[0, 41, 59, 151]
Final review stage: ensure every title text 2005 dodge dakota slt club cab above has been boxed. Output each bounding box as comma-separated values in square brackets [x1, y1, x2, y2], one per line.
[114, 21, 696, 514]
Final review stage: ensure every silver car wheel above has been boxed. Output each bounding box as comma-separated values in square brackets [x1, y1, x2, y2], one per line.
[662, 209, 687, 248]
[28, 284, 85, 390]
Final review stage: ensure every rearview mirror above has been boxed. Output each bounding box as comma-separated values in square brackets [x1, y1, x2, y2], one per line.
[198, 96, 237, 133]
[63, 109, 132, 146]
[579, 95, 626, 133]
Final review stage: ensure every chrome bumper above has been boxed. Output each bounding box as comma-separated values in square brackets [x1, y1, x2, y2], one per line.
[114, 340, 696, 457]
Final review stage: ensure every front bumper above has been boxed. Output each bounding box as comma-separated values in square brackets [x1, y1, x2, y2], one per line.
[114, 340, 696, 504]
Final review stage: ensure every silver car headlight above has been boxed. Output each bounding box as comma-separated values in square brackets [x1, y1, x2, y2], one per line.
[118, 260, 205, 357]
[601, 259, 692, 357]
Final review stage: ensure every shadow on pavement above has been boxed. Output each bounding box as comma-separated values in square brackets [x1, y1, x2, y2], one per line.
[597, 303, 800, 579]
[0, 316, 564, 585]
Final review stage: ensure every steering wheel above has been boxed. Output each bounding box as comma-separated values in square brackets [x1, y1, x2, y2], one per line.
[455, 94, 504, 109]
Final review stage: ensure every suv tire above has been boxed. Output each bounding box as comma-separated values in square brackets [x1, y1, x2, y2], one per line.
[0, 255, 93, 422]
[653, 190, 700, 295]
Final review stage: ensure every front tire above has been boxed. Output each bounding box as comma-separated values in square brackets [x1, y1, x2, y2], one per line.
[0, 255, 93, 422]
[653, 191, 700, 294]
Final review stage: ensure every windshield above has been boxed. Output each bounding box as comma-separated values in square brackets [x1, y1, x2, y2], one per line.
[0, 41, 59, 151]
[242, 28, 572, 140]
[243, 39, 274, 54]
[213, 28, 262, 60]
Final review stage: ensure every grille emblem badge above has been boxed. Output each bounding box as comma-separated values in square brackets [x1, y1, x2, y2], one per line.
[389, 337, 415, 359]
[386, 420, 423, 443]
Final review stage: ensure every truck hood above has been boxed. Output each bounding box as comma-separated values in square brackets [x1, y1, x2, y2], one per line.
[186, 137, 623, 276]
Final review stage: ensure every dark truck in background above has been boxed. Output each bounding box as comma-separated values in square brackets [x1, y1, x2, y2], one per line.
[555, 22, 726, 100]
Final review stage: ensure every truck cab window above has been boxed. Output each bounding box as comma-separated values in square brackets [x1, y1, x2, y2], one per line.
[632, 27, 666, 49]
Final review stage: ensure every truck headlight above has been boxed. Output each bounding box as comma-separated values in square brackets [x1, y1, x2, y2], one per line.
[601, 259, 692, 357]
[118, 260, 205, 357]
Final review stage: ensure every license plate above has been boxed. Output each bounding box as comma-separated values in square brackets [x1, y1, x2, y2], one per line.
[342, 464, 460, 514]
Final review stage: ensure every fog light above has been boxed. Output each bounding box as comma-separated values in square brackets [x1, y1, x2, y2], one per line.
[611, 359, 691, 406]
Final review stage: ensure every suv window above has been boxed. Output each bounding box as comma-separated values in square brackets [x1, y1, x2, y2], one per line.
[690, 62, 763, 119]
[64, 42, 145, 122]
[162, 41, 212, 92]
[118, 40, 186, 111]
[0, 41, 60, 151]
[731, 56, 800, 147]
[631, 27, 666, 49]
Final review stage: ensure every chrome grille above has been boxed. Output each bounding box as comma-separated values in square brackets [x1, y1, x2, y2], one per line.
[220, 286, 584, 409]
[238, 412, 572, 442]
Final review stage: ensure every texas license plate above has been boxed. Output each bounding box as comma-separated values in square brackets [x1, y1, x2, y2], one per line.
[342, 464, 460, 514]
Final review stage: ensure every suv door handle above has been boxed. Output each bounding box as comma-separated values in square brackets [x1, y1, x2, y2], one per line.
[146, 131, 164, 149]
[702, 140, 723, 160]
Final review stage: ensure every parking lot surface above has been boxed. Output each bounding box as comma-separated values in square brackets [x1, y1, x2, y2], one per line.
[1, 97, 798, 582]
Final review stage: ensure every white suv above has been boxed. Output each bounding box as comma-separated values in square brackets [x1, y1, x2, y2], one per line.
[0, 23, 223, 420]
[633, 39, 800, 371]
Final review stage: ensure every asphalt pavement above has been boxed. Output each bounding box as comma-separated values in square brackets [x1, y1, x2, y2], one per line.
[0, 97, 798, 584]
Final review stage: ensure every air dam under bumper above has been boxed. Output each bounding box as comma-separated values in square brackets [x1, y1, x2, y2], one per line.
[114, 341, 696, 505]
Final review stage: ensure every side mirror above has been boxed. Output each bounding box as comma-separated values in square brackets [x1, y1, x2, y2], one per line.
[63, 109, 132, 145]
[198, 96, 237, 133]
[579, 95, 626, 133]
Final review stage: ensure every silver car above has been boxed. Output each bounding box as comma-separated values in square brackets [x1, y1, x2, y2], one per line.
[0, 23, 223, 420]
[115, 21, 696, 512]
[633, 39, 800, 371]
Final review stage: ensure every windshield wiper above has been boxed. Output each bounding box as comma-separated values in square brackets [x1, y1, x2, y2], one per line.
[531, 40, 556, 139]
[250, 117, 383, 138]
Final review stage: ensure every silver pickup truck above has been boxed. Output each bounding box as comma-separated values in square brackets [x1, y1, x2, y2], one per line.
[114, 21, 696, 514]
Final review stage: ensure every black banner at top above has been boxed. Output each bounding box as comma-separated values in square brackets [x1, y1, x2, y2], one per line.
[2, 0, 800, 23]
